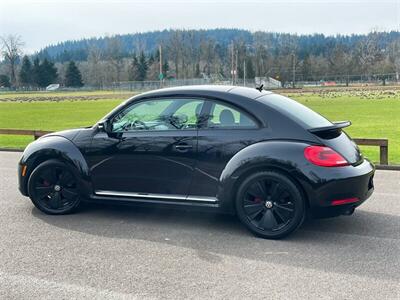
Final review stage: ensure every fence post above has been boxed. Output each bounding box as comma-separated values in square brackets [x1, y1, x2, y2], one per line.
[380, 144, 389, 165]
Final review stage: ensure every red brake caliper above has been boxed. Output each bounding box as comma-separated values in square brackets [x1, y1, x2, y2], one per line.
[254, 197, 263, 203]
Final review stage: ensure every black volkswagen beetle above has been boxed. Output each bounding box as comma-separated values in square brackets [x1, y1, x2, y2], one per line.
[18, 86, 375, 239]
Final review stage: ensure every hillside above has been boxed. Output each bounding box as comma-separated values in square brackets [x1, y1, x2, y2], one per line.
[36, 29, 400, 63]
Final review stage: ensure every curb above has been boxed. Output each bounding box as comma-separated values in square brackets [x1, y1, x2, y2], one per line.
[0, 148, 23, 152]
[375, 164, 400, 171]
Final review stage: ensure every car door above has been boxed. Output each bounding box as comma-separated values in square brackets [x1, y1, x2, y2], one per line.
[87, 97, 205, 198]
[189, 99, 265, 198]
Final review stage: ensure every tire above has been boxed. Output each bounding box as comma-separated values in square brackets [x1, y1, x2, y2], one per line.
[235, 171, 305, 239]
[28, 159, 81, 215]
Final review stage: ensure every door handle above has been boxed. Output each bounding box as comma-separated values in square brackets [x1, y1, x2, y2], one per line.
[175, 143, 193, 151]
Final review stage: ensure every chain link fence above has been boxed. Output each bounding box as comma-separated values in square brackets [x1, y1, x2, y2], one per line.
[2, 73, 400, 92]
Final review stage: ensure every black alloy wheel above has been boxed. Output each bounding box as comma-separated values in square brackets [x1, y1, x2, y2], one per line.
[28, 160, 81, 214]
[236, 171, 305, 239]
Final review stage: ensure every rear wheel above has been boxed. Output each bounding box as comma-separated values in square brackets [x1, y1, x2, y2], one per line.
[28, 160, 81, 215]
[235, 171, 305, 239]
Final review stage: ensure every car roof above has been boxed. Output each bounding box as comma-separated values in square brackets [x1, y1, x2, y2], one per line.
[135, 85, 273, 101]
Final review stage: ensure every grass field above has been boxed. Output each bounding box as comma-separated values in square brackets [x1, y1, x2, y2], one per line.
[0, 88, 399, 164]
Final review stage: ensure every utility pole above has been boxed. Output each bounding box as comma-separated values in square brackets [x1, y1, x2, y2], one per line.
[243, 60, 246, 86]
[159, 45, 163, 87]
[292, 53, 296, 89]
[235, 49, 238, 85]
[231, 43, 234, 85]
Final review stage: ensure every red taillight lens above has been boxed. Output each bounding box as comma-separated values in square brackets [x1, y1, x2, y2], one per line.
[304, 146, 349, 167]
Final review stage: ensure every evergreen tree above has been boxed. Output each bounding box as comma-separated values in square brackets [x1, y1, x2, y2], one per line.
[162, 61, 169, 78]
[37, 59, 58, 87]
[245, 58, 255, 79]
[137, 51, 148, 81]
[154, 48, 160, 61]
[302, 54, 312, 81]
[65, 61, 84, 87]
[19, 55, 33, 86]
[195, 63, 201, 77]
[32, 57, 41, 87]
[128, 54, 140, 81]
[148, 53, 155, 65]
[0, 74, 11, 88]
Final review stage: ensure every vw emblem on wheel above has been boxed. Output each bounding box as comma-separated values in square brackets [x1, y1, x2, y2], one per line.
[265, 201, 273, 209]
[54, 185, 61, 192]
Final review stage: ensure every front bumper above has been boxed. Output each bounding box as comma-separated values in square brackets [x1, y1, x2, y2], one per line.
[297, 159, 375, 218]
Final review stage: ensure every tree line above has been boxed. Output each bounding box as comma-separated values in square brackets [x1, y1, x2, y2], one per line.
[0, 55, 83, 88]
[1, 29, 400, 88]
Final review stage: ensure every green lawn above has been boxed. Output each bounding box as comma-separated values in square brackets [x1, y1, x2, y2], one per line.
[0, 89, 399, 164]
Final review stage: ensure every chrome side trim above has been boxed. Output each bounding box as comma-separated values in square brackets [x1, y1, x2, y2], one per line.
[95, 190, 218, 203]
[187, 195, 218, 202]
[95, 190, 186, 200]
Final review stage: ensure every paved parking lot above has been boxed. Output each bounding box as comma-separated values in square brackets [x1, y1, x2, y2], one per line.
[0, 151, 399, 299]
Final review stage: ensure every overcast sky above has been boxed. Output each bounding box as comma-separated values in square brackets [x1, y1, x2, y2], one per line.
[1, 0, 399, 53]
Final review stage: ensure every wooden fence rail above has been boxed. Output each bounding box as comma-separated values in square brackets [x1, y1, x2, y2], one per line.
[0, 129, 53, 140]
[353, 138, 388, 165]
[0, 129, 390, 165]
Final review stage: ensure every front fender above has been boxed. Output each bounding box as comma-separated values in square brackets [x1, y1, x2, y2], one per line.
[217, 140, 312, 213]
[19, 136, 91, 196]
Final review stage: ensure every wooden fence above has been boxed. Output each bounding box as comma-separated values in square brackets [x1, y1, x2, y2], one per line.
[0, 129, 52, 140]
[352, 138, 388, 165]
[0, 129, 391, 165]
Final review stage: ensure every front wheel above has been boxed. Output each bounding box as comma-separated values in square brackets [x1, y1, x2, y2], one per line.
[235, 171, 305, 239]
[28, 159, 81, 215]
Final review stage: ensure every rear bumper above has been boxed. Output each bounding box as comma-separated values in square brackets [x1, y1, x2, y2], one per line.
[297, 159, 375, 218]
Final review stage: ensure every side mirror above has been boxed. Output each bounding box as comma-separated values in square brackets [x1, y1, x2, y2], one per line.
[97, 120, 111, 133]
[97, 120, 122, 139]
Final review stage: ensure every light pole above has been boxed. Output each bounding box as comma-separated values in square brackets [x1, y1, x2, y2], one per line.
[292, 53, 296, 88]
[231, 43, 234, 85]
[159, 45, 163, 87]
[243, 60, 246, 86]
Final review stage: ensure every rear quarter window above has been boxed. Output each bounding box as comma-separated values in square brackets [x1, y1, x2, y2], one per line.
[258, 94, 332, 128]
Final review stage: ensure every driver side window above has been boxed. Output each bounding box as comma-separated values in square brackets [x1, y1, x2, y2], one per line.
[111, 98, 204, 132]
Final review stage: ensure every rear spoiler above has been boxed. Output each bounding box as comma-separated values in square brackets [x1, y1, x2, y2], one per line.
[308, 121, 351, 134]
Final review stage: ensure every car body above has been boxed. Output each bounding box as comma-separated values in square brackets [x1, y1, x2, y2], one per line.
[18, 85, 375, 238]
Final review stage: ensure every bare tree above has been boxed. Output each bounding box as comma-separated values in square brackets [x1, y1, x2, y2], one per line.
[387, 39, 400, 80]
[105, 37, 124, 82]
[326, 43, 352, 76]
[355, 31, 384, 76]
[200, 37, 215, 76]
[167, 31, 183, 79]
[253, 32, 271, 77]
[0, 34, 24, 87]
[87, 46, 104, 87]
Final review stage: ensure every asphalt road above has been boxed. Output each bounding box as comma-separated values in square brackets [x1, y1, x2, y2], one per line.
[0, 151, 399, 299]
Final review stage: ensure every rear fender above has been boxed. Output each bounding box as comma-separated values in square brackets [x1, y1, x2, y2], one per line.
[217, 140, 313, 213]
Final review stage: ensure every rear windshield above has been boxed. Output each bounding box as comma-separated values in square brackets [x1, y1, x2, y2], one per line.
[258, 94, 332, 128]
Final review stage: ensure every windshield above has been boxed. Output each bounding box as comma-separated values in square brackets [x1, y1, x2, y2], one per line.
[258, 94, 332, 128]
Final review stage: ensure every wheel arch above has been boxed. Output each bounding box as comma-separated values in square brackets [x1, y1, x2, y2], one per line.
[19, 136, 91, 196]
[217, 140, 313, 213]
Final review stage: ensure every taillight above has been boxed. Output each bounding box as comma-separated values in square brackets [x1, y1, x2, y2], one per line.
[304, 146, 349, 167]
